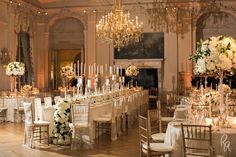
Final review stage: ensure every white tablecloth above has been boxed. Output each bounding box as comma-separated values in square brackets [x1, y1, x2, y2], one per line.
[164, 121, 236, 157]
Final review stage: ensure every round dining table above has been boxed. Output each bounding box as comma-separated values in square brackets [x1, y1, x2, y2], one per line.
[164, 120, 236, 157]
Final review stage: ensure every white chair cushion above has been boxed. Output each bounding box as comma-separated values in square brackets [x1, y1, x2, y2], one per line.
[34, 120, 50, 125]
[0, 107, 7, 111]
[94, 117, 112, 122]
[161, 117, 173, 122]
[75, 123, 89, 128]
[142, 142, 173, 152]
[151, 133, 165, 142]
[14, 107, 24, 111]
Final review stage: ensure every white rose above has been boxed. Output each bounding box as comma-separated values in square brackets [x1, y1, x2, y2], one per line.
[195, 58, 206, 73]
[226, 50, 233, 59]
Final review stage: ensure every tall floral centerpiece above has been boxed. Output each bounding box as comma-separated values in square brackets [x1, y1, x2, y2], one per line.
[5, 61, 25, 92]
[125, 65, 139, 87]
[60, 65, 75, 88]
[191, 35, 236, 116]
[53, 99, 71, 145]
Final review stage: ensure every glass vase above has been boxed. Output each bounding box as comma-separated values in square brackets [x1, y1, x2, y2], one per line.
[219, 73, 224, 114]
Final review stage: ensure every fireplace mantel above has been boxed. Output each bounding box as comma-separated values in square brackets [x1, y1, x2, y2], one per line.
[114, 59, 164, 69]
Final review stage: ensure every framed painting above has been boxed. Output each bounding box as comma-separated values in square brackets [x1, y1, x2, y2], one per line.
[114, 32, 164, 59]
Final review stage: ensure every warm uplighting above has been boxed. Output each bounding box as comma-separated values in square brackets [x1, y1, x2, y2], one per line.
[96, 0, 143, 51]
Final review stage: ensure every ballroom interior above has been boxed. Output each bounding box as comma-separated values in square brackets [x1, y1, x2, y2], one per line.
[0, 0, 236, 157]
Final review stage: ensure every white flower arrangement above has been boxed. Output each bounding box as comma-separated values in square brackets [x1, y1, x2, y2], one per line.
[201, 91, 220, 112]
[218, 84, 231, 94]
[5, 61, 25, 76]
[191, 36, 236, 75]
[125, 65, 139, 77]
[53, 99, 71, 145]
[60, 65, 75, 80]
[20, 85, 39, 96]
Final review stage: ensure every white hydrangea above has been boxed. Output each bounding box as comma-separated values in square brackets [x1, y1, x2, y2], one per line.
[125, 65, 139, 77]
[5, 61, 25, 76]
[191, 36, 236, 75]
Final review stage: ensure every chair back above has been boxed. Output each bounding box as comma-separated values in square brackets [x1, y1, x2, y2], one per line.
[149, 88, 158, 99]
[34, 98, 43, 121]
[0, 98, 4, 107]
[181, 124, 212, 157]
[71, 103, 89, 126]
[138, 115, 150, 151]
[148, 106, 161, 135]
[23, 102, 33, 125]
[44, 97, 52, 107]
[54, 96, 62, 105]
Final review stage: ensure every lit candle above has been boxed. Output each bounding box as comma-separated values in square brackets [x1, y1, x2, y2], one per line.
[81, 62, 83, 76]
[87, 79, 91, 88]
[97, 65, 99, 75]
[100, 65, 103, 75]
[116, 67, 119, 75]
[105, 64, 107, 75]
[110, 66, 112, 75]
[106, 78, 109, 85]
[112, 75, 116, 81]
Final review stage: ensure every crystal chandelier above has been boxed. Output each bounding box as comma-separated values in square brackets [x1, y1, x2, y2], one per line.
[96, 0, 143, 51]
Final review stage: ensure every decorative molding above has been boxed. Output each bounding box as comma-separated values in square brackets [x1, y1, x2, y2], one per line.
[114, 59, 163, 69]
[45, 8, 88, 32]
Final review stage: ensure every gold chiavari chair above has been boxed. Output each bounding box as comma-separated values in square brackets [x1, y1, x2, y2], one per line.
[70, 103, 91, 149]
[181, 124, 224, 157]
[139, 115, 173, 157]
[147, 105, 165, 142]
[0, 98, 7, 122]
[23, 102, 50, 148]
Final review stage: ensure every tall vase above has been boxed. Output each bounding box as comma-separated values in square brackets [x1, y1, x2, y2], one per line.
[130, 77, 134, 88]
[219, 73, 224, 114]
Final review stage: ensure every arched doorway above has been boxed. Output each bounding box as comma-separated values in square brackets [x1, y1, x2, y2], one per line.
[49, 17, 84, 89]
[196, 12, 236, 41]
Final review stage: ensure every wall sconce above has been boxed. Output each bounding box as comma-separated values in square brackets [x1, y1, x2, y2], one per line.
[0, 48, 10, 65]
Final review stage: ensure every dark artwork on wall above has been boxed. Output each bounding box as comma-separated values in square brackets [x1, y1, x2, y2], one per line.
[114, 32, 164, 59]
[123, 69, 158, 89]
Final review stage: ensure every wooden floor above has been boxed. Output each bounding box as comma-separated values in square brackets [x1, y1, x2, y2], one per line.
[0, 123, 140, 157]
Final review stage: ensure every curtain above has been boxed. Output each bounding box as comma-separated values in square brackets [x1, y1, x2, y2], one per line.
[16, 32, 34, 86]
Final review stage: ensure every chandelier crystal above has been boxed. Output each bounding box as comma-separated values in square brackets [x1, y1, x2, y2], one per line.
[96, 0, 143, 51]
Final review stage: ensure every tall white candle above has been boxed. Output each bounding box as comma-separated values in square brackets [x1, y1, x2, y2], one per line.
[116, 67, 119, 75]
[87, 79, 91, 88]
[97, 65, 99, 75]
[106, 78, 109, 85]
[109, 66, 112, 75]
[100, 65, 103, 75]
[105, 64, 107, 75]
[112, 75, 116, 81]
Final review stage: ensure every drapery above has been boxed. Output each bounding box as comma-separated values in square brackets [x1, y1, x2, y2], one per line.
[16, 32, 34, 86]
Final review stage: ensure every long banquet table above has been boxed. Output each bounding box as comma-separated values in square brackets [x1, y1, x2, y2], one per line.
[44, 89, 149, 142]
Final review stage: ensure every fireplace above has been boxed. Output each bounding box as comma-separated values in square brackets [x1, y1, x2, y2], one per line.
[123, 68, 158, 89]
